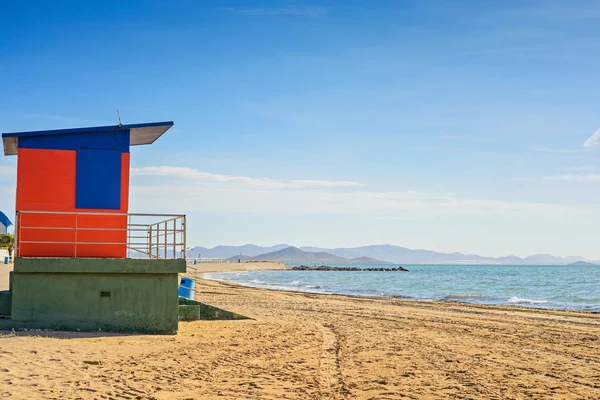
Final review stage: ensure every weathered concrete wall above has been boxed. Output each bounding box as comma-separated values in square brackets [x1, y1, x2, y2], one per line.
[15, 257, 185, 274]
[0, 290, 11, 315]
[10, 257, 186, 333]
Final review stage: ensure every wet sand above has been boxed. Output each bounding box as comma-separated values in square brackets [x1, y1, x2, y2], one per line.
[1, 263, 600, 399]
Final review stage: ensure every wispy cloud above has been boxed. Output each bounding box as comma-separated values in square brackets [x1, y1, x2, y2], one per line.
[130, 166, 362, 189]
[544, 173, 600, 182]
[129, 167, 585, 217]
[563, 165, 598, 172]
[221, 5, 328, 17]
[531, 146, 582, 154]
[131, 184, 585, 216]
[583, 128, 600, 148]
[533, 128, 600, 155]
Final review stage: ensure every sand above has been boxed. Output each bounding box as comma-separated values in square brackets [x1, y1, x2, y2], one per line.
[0, 264, 12, 291]
[187, 261, 289, 274]
[1, 262, 600, 399]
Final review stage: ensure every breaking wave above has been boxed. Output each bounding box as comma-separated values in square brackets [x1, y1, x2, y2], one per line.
[507, 297, 550, 305]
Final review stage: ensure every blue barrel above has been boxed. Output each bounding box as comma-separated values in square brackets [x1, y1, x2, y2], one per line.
[193, 259, 197, 265]
[3, 257, 7, 265]
[178, 277, 195, 300]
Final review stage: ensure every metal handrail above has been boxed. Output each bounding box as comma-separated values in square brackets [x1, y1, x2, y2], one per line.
[187, 258, 230, 264]
[15, 210, 186, 259]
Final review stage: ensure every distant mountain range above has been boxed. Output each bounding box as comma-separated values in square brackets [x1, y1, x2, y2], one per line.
[225, 246, 391, 265]
[568, 261, 598, 266]
[188, 244, 289, 259]
[189, 244, 599, 265]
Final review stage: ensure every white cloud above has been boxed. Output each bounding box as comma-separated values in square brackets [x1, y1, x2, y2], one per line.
[583, 128, 600, 148]
[290, 179, 361, 188]
[129, 182, 585, 217]
[534, 128, 600, 154]
[128, 166, 588, 217]
[544, 173, 600, 182]
[130, 166, 362, 189]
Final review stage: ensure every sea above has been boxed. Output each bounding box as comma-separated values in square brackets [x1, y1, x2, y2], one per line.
[204, 264, 600, 312]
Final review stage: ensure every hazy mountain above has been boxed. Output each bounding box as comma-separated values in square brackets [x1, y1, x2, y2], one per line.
[189, 243, 596, 265]
[522, 254, 565, 265]
[299, 245, 595, 265]
[494, 254, 525, 264]
[227, 254, 253, 262]
[231, 246, 391, 265]
[188, 244, 289, 259]
[300, 245, 488, 264]
[568, 261, 597, 266]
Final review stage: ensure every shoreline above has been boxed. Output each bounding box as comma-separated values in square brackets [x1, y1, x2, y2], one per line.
[195, 276, 600, 327]
[200, 269, 600, 315]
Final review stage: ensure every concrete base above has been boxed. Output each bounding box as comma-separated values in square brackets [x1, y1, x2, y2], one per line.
[7, 257, 186, 334]
[0, 291, 10, 315]
[178, 297, 250, 321]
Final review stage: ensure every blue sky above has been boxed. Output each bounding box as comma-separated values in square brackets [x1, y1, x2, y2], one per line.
[1, 0, 600, 258]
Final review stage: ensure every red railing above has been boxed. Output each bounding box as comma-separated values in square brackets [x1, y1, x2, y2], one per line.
[15, 211, 186, 259]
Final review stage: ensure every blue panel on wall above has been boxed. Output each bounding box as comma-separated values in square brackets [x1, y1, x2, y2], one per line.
[19, 130, 130, 152]
[75, 149, 122, 210]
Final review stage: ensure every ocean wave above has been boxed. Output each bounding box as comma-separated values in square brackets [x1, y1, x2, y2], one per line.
[201, 269, 597, 312]
[507, 296, 550, 305]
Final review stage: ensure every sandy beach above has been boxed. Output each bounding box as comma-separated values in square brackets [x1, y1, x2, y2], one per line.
[1, 262, 600, 399]
[187, 261, 289, 274]
[0, 264, 12, 291]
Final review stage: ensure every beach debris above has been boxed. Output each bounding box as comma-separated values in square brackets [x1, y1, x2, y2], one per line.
[83, 360, 102, 366]
[291, 265, 408, 272]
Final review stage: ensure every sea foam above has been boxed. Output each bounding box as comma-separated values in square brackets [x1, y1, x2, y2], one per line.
[444, 294, 484, 300]
[507, 296, 550, 305]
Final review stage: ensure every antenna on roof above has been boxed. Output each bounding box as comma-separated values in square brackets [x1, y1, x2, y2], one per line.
[116, 110, 123, 128]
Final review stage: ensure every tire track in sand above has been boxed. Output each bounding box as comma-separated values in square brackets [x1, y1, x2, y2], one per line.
[318, 323, 349, 399]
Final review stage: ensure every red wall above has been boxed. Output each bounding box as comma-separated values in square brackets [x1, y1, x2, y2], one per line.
[16, 148, 130, 258]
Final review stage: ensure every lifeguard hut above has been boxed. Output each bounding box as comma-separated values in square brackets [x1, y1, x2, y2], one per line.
[0, 121, 186, 333]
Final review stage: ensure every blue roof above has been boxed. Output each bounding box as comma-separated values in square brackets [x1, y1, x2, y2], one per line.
[2, 121, 174, 156]
[0, 212, 12, 228]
